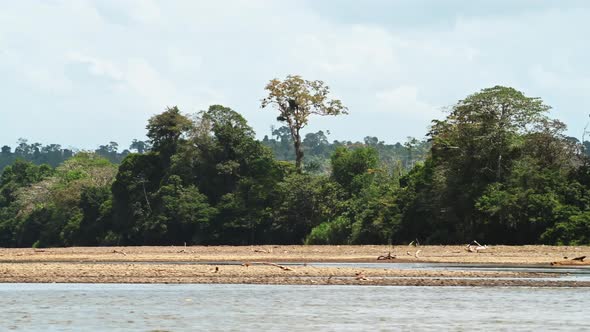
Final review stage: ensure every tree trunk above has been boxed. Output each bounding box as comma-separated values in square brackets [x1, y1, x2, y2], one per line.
[496, 153, 502, 181]
[294, 132, 304, 172]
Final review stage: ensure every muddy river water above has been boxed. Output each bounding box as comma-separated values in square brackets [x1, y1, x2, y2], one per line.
[1, 281, 588, 331]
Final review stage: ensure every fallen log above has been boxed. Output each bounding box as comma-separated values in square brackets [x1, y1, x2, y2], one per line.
[466, 241, 488, 253]
[238, 261, 295, 271]
[377, 252, 395, 260]
[112, 250, 127, 256]
[261, 262, 293, 271]
[241, 261, 293, 271]
[355, 272, 368, 281]
[551, 257, 590, 266]
[551, 260, 590, 266]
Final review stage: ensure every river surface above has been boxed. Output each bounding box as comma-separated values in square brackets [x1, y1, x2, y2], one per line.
[0, 283, 588, 331]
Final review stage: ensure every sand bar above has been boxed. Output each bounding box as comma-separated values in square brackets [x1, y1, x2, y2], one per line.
[0, 245, 588, 286]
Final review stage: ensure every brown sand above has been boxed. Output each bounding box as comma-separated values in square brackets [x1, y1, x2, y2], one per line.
[0, 245, 588, 286]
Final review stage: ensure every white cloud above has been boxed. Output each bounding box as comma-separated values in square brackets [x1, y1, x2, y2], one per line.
[0, 1, 588, 148]
[291, 25, 399, 76]
[94, 0, 162, 25]
[166, 48, 203, 74]
[22, 66, 73, 95]
[376, 86, 440, 121]
[529, 65, 590, 96]
[124, 59, 177, 106]
[66, 52, 124, 81]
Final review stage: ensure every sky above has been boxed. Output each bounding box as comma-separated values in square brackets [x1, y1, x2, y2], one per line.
[1, 0, 589, 150]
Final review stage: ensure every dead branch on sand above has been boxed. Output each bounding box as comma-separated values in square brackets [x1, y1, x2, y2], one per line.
[466, 241, 488, 253]
[377, 252, 395, 260]
[355, 272, 368, 281]
[551, 256, 589, 266]
[262, 262, 293, 271]
[241, 262, 293, 271]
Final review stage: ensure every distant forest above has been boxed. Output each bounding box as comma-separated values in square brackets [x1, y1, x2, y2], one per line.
[0, 139, 139, 170]
[0, 133, 430, 174]
[1, 80, 590, 248]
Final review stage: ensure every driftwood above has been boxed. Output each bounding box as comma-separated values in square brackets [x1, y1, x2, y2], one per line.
[112, 250, 127, 256]
[551, 256, 589, 266]
[177, 249, 198, 254]
[466, 241, 488, 253]
[551, 260, 590, 266]
[466, 246, 487, 253]
[414, 250, 422, 258]
[377, 252, 395, 260]
[355, 272, 368, 281]
[262, 262, 293, 271]
[241, 262, 293, 271]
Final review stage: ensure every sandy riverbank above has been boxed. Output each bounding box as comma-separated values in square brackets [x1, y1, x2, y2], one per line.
[1, 245, 589, 264]
[0, 245, 588, 286]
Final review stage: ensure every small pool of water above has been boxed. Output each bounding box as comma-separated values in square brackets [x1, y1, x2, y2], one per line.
[308, 262, 590, 281]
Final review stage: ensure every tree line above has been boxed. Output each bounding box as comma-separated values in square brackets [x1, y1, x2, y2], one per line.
[0, 139, 152, 170]
[1, 132, 428, 177]
[0, 78, 589, 247]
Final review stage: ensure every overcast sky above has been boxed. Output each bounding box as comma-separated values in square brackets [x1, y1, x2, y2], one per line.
[1, 0, 589, 149]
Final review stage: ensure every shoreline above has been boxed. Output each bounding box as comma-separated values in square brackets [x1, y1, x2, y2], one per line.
[0, 245, 588, 287]
[1, 244, 589, 264]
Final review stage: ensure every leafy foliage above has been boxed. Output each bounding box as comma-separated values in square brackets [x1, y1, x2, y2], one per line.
[0, 85, 589, 247]
[261, 75, 347, 171]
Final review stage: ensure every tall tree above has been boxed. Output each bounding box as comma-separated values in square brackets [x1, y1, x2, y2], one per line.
[129, 139, 149, 154]
[331, 146, 379, 195]
[409, 86, 560, 242]
[261, 75, 347, 171]
[146, 106, 192, 164]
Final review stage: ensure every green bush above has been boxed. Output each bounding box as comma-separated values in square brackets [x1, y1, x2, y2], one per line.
[305, 216, 351, 245]
[541, 212, 590, 245]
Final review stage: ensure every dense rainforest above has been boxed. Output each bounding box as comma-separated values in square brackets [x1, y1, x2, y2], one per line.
[1, 84, 589, 247]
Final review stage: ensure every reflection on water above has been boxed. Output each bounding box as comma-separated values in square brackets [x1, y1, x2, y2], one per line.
[0, 283, 588, 331]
